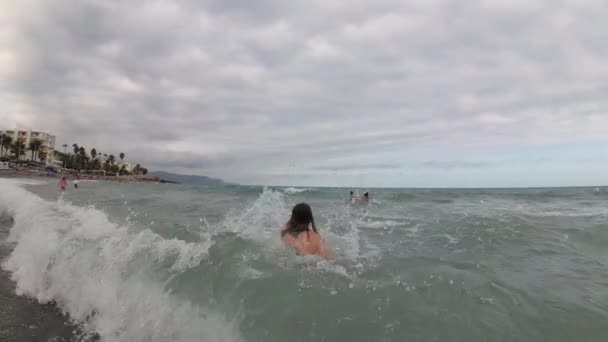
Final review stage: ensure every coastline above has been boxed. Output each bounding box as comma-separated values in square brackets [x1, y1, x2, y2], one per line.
[0, 169, 177, 184]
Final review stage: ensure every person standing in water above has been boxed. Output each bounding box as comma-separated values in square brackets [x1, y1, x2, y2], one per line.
[281, 203, 334, 258]
[59, 177, 68, 191]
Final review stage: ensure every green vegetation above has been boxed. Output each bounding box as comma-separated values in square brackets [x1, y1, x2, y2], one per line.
[55, 143, 147, 176]
[1, 136, 148, 175]
[0, 134, 13, 156]
[10, 140, 26, 158]
[38, 148, 47, 163]
[28, 139, 43, 161]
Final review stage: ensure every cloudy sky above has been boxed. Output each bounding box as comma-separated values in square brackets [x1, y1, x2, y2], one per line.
[1, 0, 607, 187]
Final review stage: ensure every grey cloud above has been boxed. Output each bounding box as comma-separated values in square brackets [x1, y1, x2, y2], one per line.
[140, 130, 182, 142]
[134, 149, 238, 172]
[199, 0, 286, 22]
[310, 162, 402, 172]
[420, 161, 495, 170]
[2, 0, 607, 186]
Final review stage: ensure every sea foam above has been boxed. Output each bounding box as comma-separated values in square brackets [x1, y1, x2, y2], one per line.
[0, 179, 241, 342]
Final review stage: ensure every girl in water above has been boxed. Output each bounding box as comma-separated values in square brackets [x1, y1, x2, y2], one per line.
[281, 203, 334, 258]
[59, 177, 68, 191]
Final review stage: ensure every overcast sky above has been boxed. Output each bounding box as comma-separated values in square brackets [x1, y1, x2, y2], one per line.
[1, 0, 607, 187]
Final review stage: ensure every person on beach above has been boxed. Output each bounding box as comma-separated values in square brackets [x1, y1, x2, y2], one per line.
[349, 191, 358, 202]
[74, 178, 79, 189]
[59, 177, 68, 191]
[362, 192, 369, 202]
[281, 203, 334, 259]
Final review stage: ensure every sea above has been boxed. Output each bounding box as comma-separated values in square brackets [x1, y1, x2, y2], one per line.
[1, 178, 607, 342]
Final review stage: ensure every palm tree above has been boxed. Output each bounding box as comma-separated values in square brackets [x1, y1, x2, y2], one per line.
[78, 147, 88, 169]
[91, 148, 97, 160]
[111, 164, 120, 174]
[104, 154, 116, 171]
[119, 152, 125, 162]
[11, 140, 26, 159]
[38, 148, 47, 164]
[120, 164, 127, 175]
[28, 139, 43, 161]
[62, 144, 68, 167]
[134, 164, 141, 175]
[91, 158, 101, 170]
[0, 134, 13, 157]
[28, 141, 35, 160]
[71, 144, 79, 168]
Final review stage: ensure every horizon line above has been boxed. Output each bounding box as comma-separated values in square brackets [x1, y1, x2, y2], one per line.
[229, 183, 607, 190]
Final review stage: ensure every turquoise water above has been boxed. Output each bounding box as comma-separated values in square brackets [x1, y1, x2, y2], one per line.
[1, 178, 608, 341]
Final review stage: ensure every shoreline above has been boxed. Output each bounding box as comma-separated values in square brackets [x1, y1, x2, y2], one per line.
[0, 169, 177, 184]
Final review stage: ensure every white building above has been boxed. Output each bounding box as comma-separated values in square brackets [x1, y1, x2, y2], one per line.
[96, 156, 135, 173]
[118, 161, 134, 172]
[0, 129, 58, 165]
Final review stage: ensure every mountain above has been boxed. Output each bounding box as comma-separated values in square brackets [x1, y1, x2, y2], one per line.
[151, 171, 224, 185]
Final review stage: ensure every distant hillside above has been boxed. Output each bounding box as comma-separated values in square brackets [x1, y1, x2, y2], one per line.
[151, 171, 224, 185]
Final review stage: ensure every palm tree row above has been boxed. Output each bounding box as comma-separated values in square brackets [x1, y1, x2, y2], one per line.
[0, 134, 48, 163]
[0, 134, 12, 156]
[28, 139, 44, 161]
[0, 135, 149, 176]
[57, 143, 148, 175]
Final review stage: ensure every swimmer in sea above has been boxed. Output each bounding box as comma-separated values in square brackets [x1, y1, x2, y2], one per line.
[281, 203, 334, 259]
[59, 177, 68, 191]
[349, 191, 358, 202]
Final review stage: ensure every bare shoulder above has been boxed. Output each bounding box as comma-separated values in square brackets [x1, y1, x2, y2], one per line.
[281, 234, 294, 244]
[306, 231, 320, 240]
[310, 232, 326, 246]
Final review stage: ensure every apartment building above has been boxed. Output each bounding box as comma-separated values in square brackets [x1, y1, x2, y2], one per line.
[0, 129, 59, 165]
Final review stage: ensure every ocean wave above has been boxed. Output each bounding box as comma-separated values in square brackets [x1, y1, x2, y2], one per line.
[0, 182, 374, 341]
[5, 179, 607, 341]
[0, 179, 241, 342]
[359, 220, 404, 229]
[281, 187, 312, 194]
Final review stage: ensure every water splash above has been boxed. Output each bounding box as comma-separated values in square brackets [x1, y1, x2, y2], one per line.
[0, 179, 241, 342]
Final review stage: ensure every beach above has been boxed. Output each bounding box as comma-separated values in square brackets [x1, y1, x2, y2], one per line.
[0, 169, 173, 184]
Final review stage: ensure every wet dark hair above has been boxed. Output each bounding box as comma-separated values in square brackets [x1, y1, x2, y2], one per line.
[281, 203, 317, 237]
[349, 191, 354, 195]
[364, 192, 369, 197]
